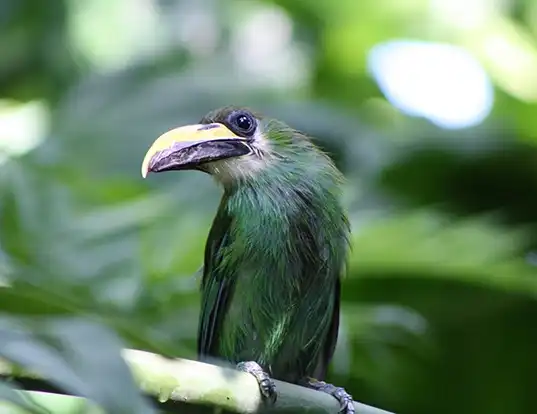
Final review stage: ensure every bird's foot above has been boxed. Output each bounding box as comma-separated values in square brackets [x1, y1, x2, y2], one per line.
[302, 377, 354, 414]
[236, 361, 277, 404]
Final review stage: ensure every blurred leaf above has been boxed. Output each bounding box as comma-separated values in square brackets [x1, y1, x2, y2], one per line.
[348, 210, 536, 298]
[0, 382, 51, 414]
[0, 0, 79, 102]
[0, 317, 155, 414]
[378, 131, 537, 231]
[0, 286, 76, 316]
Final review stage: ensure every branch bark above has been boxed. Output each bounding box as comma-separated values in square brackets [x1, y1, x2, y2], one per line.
[0, 349, 395, 414]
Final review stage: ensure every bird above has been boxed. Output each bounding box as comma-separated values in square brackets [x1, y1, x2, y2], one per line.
[141, 106, 354, 413]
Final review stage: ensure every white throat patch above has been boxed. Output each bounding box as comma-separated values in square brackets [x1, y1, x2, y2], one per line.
[206, 129, 271, 184]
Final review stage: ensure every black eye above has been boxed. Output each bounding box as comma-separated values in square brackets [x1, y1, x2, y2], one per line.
[236, 115, 252, 131]
[228, 111, 257, 137]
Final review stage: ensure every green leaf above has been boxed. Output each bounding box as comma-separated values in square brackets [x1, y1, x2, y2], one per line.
[0, 317, 155, 414]
[0, 382, 51, 414]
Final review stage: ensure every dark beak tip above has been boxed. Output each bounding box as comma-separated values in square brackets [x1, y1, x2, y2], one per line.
[143, 139, 252, 176]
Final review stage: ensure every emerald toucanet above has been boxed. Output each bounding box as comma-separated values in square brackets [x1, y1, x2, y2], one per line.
[141, 107, 354, 413]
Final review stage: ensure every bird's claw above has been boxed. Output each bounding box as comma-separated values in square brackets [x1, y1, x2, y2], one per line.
[332, 386, 354, 414]
[303, 378, 354, 414]
[236, 361, 277, 404]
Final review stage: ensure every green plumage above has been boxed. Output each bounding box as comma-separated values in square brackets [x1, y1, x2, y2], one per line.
[197, 107, 351, 384]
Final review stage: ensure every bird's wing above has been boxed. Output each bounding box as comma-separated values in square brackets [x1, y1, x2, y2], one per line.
[313, 277, 341, 380]
[197, 202, 234, 357]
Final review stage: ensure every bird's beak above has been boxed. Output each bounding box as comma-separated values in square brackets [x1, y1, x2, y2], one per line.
[141, 123, 251, 178]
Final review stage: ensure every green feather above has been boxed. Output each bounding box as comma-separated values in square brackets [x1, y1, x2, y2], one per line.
[197, 107, 350, 383]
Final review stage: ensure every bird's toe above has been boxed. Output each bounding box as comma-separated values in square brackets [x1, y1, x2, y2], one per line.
[302, 378, 354, 414]
[333, 387, 355, 414]
[236, 361, 277, 404]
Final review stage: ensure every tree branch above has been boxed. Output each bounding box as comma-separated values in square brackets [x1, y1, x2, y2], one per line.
[0, 349, 395, 414]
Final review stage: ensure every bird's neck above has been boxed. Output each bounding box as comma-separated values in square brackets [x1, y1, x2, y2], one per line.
[219, 161, 350, 270]
[224, 164, 329, 222]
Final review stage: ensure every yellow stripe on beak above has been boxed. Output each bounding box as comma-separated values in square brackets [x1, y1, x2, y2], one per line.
[141, 123, 240, 178]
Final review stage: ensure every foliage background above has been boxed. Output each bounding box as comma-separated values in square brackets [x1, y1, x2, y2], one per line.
[1, 0, 537, 413]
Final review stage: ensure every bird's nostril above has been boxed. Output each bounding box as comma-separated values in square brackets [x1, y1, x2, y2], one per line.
[198, 123, 220, 131]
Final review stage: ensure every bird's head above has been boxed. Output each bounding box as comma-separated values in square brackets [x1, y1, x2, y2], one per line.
[141, 106, 310, 185]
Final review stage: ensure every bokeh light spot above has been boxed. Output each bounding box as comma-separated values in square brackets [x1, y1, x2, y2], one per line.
[368, 40, 494, 129]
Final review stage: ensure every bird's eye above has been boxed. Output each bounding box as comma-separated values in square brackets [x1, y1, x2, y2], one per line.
[228, 111, 257, 138]
[236, 115, 252, 131]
